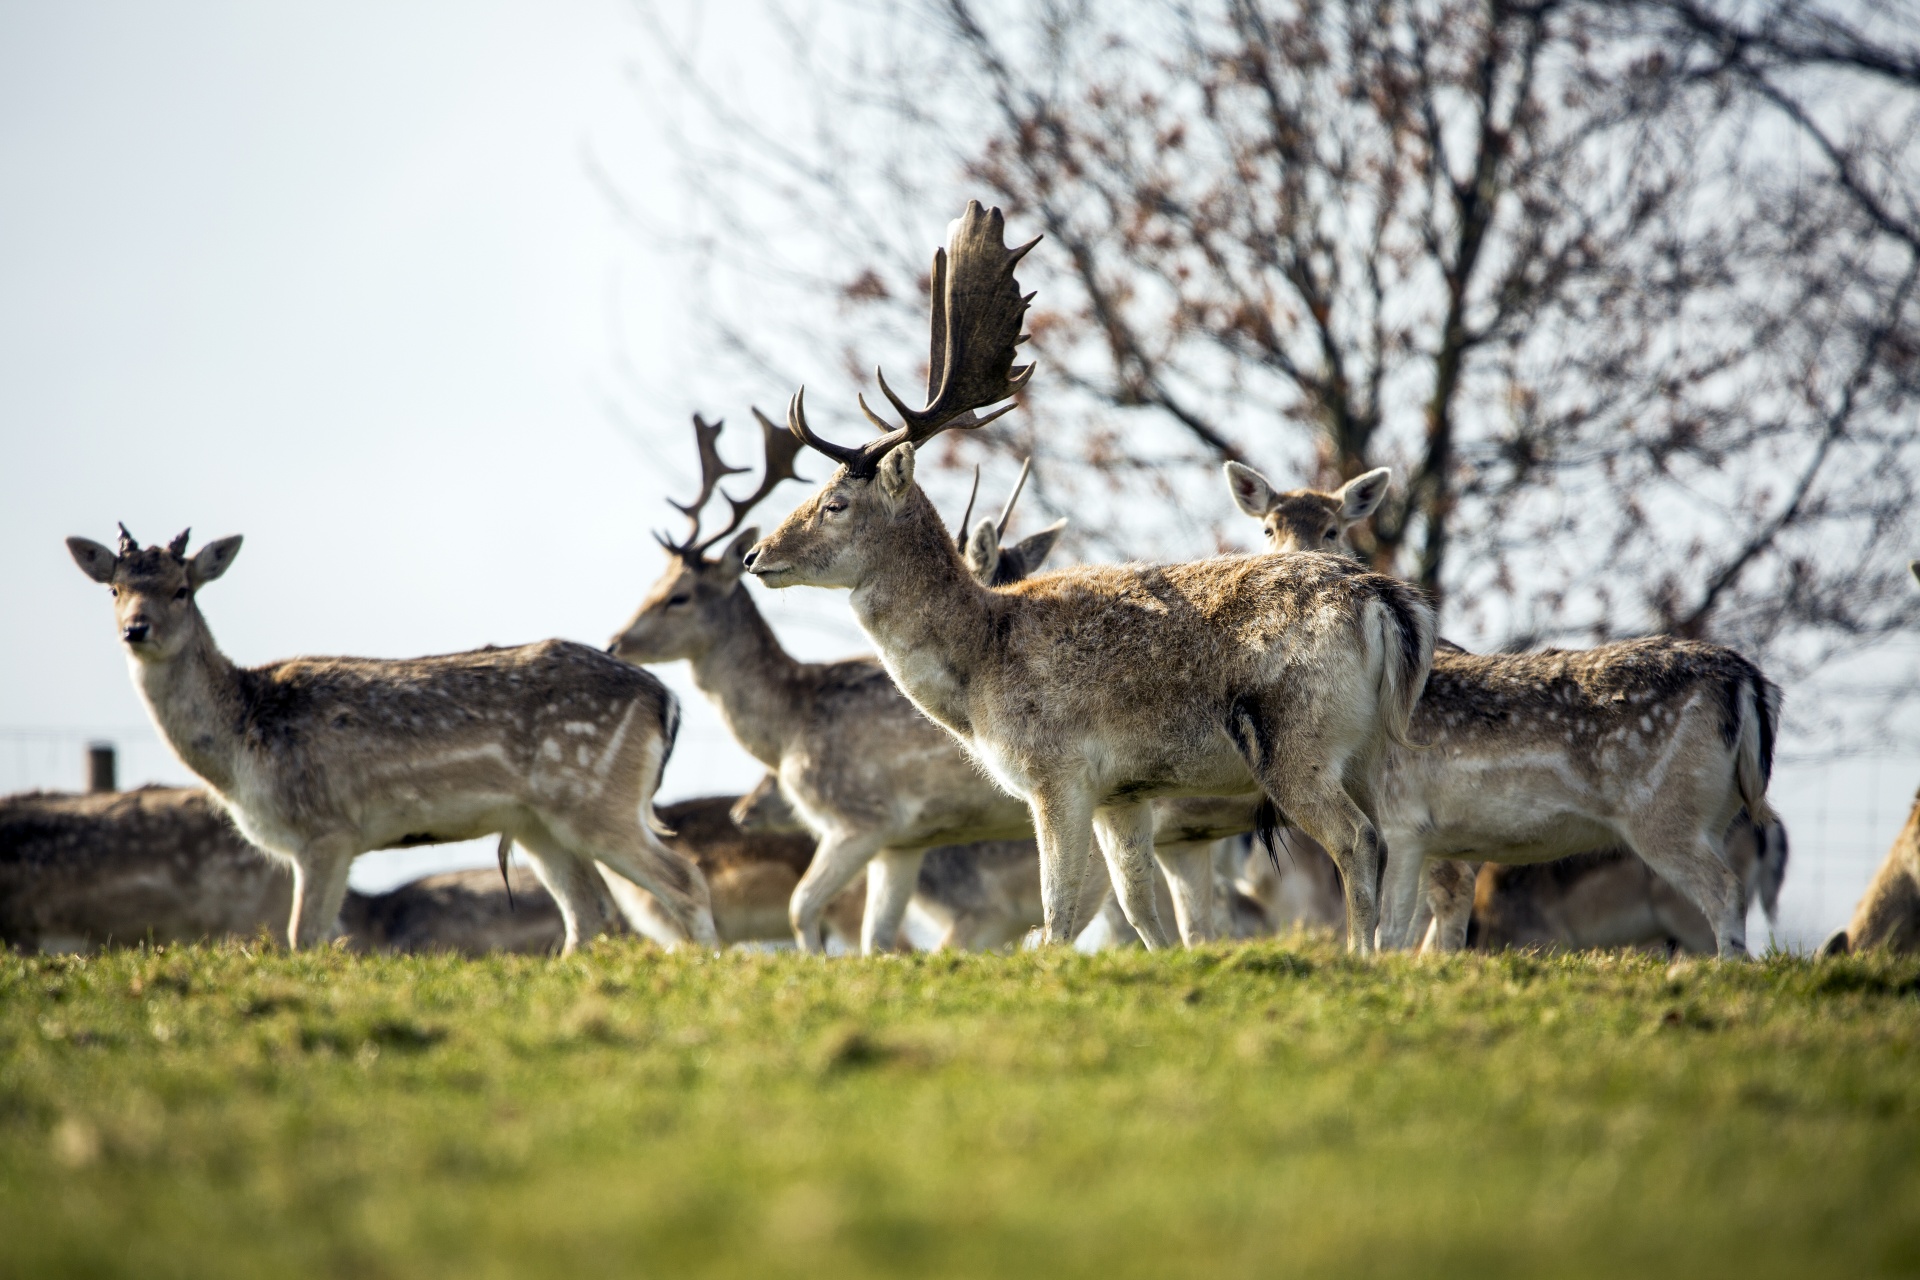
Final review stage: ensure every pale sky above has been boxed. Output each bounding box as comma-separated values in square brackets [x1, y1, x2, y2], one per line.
[0, 1, 1912, 945]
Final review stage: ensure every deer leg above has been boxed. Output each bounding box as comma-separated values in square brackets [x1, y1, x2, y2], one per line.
[1031, 784, 1098, 944]
[790, 831, 887, 955]
[286, 838, 355, 950]
[862, 848, 926, 954]
[1377, 840, 1427, 952]
[515, 842, 620, 955]
[1152, 838, 1217, 946]
[589, 826, 719, 949]
[1421, 859, 1478, 953]
[1626, 828, 1749, 959]
[1094, 802, 1172, 950]
[1264, 781, 1381, 957]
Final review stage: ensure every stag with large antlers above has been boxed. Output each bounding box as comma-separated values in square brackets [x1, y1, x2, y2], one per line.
[610, 411, 1073, 953]
[66, 526, 717, 952]
[745, 202, 1436, 953]
[1225, 462, 1782, 956]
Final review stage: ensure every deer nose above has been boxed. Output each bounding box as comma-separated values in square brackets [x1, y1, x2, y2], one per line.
[122, 622, 150, 643]
[741, 547, 760, 570]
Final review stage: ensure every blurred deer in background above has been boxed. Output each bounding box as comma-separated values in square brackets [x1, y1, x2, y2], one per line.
[610, 414, 1065, 953]
[747, 202, 1435, 953]
[1226, 463, 1782, 957]
[1821, 562, 1920, 956]
[66, 527, 716, 953]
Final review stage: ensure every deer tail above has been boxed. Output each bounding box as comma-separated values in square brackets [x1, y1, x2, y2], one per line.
[1365, 575, 1436, 751]
[1731, 665, 1781, 829]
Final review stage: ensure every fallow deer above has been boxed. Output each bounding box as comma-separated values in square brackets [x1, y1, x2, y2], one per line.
[1473, 815, 1788, 955]
[745, 202, 1436, 953]
[66, 527, 717, 952]
[0, 784, 586, 955]
[1819, 561, 1920, 956]
[728, 773, 1047, 950]
[1226, 462, 1782, 957]
[1, 785, 291, 952]
[609, 413, 1071, 953]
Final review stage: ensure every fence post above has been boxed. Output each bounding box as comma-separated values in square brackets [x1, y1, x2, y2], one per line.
[87, 742, 116, 794]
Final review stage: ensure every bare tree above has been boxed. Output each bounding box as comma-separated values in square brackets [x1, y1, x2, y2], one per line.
[604, 0, 1920, 744]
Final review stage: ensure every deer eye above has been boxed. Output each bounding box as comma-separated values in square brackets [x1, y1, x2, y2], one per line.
[174, 586, 189, 600]
[1323, 529, 1337, 541]
[823, 497, 848, 514]
[666, 593, 692, 608]
[109, 586, 119, 598]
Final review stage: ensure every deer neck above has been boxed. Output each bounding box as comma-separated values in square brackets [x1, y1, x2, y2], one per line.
[847, 488, 993, 738]
[129, 615, 246, 795]
[685, 588, 813, 767]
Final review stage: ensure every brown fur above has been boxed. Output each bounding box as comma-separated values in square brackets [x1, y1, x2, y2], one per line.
[0, 786, 288, 951]
[749, 465, 1434, 954]
[1231, 465, 1782, 957]
[1473, 814, 1787, 954]
[67, 528, 716, 952]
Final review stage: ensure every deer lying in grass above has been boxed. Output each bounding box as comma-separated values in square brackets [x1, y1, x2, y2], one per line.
[0, 785, 291, 952]
[1225, 462, 1782, 957]
[1820, 562, 1920, 956]
[1473, 815, 1788, 954]
[744, 202, 1435, 953]
[0, 784, 587, 954]
[609, 413, 1074, 953]
[66, 527, 716, 952]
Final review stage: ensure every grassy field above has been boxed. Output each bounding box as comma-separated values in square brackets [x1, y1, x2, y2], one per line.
[2, 938, 1917, 1279]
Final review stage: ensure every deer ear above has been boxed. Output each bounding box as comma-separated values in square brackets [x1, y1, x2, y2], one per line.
[1224, 461, 1279, 517]
[187, 535, 243, 587]
[67, 537, 119, 584]
[1336, 467, 1392, 521]
[999, 518, 1067, 583]
[964, 520, 1000, 581]
[714, 528, 760, 583]
[876, 442, 916, 505]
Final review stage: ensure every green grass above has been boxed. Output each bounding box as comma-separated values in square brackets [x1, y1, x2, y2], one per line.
[2, 939, 1917, 1279]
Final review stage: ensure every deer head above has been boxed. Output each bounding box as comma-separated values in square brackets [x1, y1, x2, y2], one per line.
[1222, 462, 1392, 554]
[609, 411, 806, 664]
[959, 458, 1067, 586]
[746, 201, 1038, 590]
[67, 526, 244, 662]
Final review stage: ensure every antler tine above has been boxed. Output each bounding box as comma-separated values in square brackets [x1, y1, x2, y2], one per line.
[659, 414, 747, 556]
[954, 465, 981, 550]
[995, 457, 1032, 537]
[693, 408, 809, 555]
[785, 387, 867, 471]
[784, 203, 1040, 477]
[668, 414, 747, 522]
[116, 523, 139, 556]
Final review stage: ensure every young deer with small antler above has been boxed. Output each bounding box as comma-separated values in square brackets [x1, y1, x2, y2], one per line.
[1224, 463, 1781, 956]
[745, 202, 1435, 953]
[609, 412, 1068, 953]
[67, 527, 717, 952]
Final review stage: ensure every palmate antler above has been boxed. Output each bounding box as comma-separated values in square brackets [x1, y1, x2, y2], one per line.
[658, 411, 808, 561]
[788, 201, 1040, 477]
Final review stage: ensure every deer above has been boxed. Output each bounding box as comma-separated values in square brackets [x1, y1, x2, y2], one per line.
[609, 411, 1082, 954]
[742, 201, 1436, 953]
[1819, 561, 1920, 956]
[1223, 461, 1782, 957]
[0, 783, 592, 955]
[1473, 815, 1789, 955]
[65, 526, 718, 953]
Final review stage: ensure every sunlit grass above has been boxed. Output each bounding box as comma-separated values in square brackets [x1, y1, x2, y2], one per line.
[3, 939, 1916, 1279]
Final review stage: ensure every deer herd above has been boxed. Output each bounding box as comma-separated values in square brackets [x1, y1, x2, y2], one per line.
[14, 202, 1919, 962]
